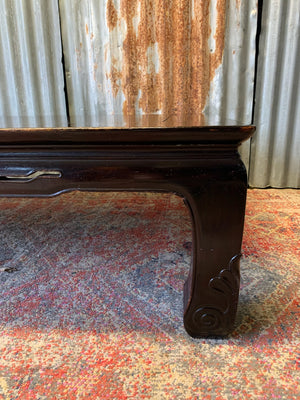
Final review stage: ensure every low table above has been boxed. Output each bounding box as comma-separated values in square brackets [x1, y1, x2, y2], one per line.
[0, 126, 255, 337]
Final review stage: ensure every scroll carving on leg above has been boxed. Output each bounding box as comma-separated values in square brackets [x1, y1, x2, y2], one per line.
[182, 162, 248, 338]
[191, 254, 241, 334]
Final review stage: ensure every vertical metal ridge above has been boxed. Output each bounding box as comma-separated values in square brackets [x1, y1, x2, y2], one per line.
[239, 1, 256, 121]
[59, 1, 83, 126]
[285, 31, 300, 187]
[212, 1, 257, 168]
[0, 0, 68, 128]
[250, 0, 300, 188]
[270, 6, 290, 183]
[238, 1, 258, 168]
[23, 1, 49, 125]
[0, 3, 19, 126]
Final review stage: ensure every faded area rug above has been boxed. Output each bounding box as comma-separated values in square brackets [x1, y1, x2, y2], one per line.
[0, 189, 299, 399]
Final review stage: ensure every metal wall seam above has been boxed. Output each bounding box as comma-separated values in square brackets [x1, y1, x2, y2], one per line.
[250, 0, 300, 188]
[59, 0, 257, 170]
[58, 0, 111, 127]
[0, 0, 68, 128]
[205, 0, 258, 167]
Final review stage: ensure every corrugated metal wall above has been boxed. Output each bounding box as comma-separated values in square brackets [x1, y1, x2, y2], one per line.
[58, 0, 256, 127]
[0, 1, 299, 187]
[0, 0, 67, 127]
[58, 0, 257, 165]
[249, 0, 300, 188]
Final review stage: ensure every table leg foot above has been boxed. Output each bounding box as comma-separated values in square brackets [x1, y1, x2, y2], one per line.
[184, 254, 241, 337]
[181, 172, 247, 337]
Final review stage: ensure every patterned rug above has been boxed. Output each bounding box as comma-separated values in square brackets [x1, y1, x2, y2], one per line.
[0, 189, 299, 399]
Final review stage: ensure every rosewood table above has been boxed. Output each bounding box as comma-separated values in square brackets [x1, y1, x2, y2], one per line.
[0, 126, 255, 337]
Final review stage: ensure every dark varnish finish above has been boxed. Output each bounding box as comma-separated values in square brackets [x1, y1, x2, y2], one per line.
[0, 126, 255, 337]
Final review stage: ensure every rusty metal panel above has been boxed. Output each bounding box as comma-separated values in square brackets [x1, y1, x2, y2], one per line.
[205, 0, 258, 165]
[0, 0, 68, 128]
[59, 0, 257, 156]
[250, 0, 300, 188]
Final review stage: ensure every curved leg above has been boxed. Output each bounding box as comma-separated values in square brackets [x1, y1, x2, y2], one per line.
[182, 165, 247, 337]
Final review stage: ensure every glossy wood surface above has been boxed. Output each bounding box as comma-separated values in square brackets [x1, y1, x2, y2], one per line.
[0, 126, 255, 337]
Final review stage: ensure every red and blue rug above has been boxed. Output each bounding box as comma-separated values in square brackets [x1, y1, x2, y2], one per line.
[0, 189, 299, 399]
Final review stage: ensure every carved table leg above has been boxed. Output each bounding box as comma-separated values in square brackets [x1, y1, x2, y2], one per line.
[0, 126, 255, 338]
[182, 159, 247, 337]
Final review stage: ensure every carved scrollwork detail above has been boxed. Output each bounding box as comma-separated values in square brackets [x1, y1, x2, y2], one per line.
[192, 254, 241, 333]
[192, 306, 225, 331]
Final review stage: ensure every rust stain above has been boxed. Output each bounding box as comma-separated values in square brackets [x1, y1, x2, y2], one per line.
[93, 63, 98, 82]
[104, 45, 108, 63]
[75, 47, 82, 71]
[189, 1, 211, 125]
[106, 0, 227, 126]
[106, 0, 118, 31]
[189, 0, 227, 125]
[153, 0, 174, 124]
[106, 59, 122, 97]
[120, 0, 140, 121]
[157, 0, 191, 126]
[137, 0, 160, 114]
[85, 24, 89, 35]
[210, 0, 227, 81]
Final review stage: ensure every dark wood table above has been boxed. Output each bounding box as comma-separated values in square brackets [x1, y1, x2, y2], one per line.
[0, 126, 255, 337]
